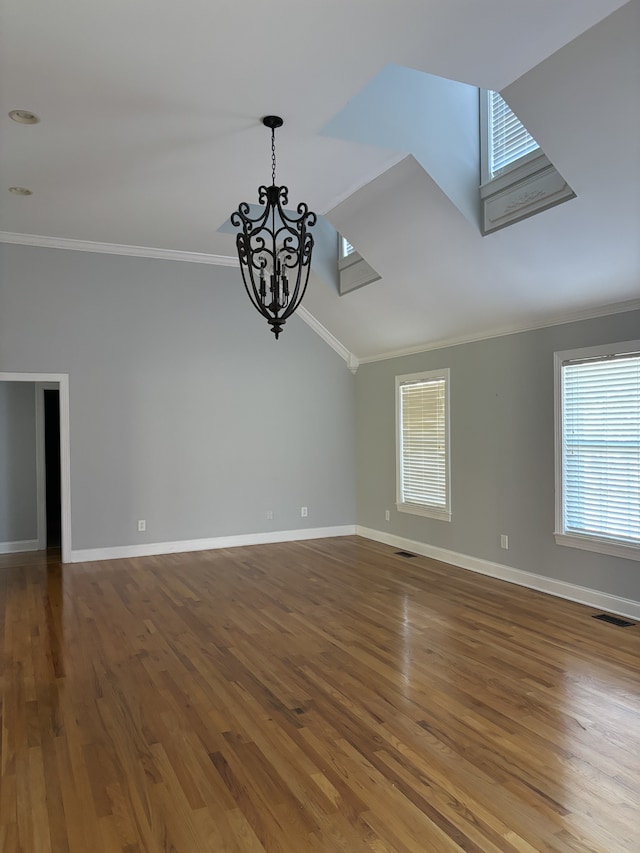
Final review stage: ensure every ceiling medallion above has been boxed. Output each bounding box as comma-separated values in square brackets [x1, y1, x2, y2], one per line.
[231, 116, 316, 340]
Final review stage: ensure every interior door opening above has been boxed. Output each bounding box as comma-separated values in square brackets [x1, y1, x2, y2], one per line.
[0, 372, 71, 562]
[44, 389, 62, 548]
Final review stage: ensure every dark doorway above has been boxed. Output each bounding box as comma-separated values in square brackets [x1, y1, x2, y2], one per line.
[44, 389, 62, 547]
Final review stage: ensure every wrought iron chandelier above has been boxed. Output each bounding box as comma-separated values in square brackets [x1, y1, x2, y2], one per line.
[231, 116, 316, 339]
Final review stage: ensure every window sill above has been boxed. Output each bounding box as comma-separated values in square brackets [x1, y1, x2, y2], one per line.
[397, 503, 451, 522]
[481, 152, 575, 235]
[480, 151, 550, 197]
[338, 250, 380, 295]
[554, 532, 640, 562]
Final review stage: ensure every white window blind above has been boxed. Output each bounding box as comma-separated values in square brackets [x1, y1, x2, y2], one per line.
[488, 91, 539, 177]
[342, 237, 356, 258]
[397, 371, 450, 521]
[561, 353, 640, 547]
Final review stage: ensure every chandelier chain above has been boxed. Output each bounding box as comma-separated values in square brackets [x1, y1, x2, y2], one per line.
[271, 127, 277, 185]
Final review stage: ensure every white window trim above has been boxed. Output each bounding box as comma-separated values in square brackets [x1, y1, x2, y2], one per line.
[554, 340, 640, 562]
[396, 368, 451, 522]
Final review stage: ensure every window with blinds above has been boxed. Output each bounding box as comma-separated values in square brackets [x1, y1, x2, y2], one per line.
[555, 344, 640, 560]
[487, 90, 539, 178]
[341, 237, 356, 258]
[396, 369, 451, 521]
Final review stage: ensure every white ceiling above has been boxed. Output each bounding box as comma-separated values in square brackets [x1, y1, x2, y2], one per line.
[1, 0, 638, 360]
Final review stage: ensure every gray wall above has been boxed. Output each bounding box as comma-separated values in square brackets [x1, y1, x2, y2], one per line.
[0, 381, 38, 544]
[1, 240, 636, 605]
[356, 309, 640, 602]
[0, 243, 356, 551]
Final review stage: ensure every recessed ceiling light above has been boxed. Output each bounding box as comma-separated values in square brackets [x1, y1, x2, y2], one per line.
[9, 109, 40, 124]
[9, 186, 33, 196]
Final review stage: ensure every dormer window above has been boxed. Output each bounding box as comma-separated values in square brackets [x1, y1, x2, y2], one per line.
[479, 89, 575, 234]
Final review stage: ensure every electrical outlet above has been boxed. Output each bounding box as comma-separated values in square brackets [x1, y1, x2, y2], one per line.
[138, 519, 146, 532]
[301, 506, 308, 518]
[500, 534, 508, 549]
[266, 510, 273, 520]
[385, 510, 390, 521]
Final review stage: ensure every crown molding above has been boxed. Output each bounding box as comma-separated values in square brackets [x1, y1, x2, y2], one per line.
[357, 298, 640, 365]
[10, 232, 630, 372]
[0, 231, 239, 266]
[0, 231, 359, 372]
[296, 306, 358, 372]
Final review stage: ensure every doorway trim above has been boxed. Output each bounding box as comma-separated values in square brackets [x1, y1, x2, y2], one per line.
[0, 373, 72, 563]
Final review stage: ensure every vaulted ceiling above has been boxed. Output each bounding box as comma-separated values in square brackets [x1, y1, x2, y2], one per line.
[1, 0, 638, 360]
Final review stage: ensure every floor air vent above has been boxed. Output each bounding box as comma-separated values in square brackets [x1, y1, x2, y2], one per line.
[592, 613, 635, 628]
[395, 551, 416, 558]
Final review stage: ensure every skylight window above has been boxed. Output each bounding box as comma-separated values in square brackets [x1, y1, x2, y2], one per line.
[487, 91, 539, 179]
[479, 88, 574, 234]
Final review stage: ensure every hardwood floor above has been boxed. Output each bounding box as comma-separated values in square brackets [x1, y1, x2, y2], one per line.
[1, 537, 638, 852]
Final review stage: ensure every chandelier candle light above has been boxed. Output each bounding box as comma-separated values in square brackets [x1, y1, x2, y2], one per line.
[231, 116, 317, 339]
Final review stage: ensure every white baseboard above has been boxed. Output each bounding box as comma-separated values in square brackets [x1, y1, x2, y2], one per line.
[0, 538, 41, 554]
[70, 525, 356, 564]
[356, 526, 640, 622]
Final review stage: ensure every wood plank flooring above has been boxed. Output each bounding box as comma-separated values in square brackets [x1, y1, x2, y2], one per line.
[1, 536, 638, 852]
